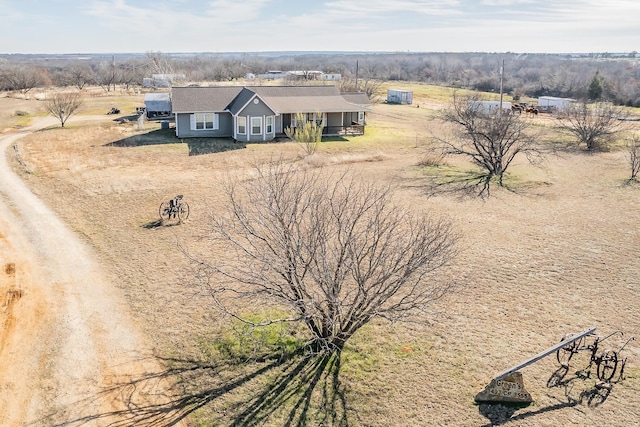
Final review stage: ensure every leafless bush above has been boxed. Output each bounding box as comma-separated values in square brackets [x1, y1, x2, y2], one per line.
[627, 135, 640, 181]
[556, 102, 628, 151]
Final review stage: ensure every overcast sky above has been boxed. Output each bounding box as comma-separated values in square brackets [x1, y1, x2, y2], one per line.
[1, 0, 638, 54]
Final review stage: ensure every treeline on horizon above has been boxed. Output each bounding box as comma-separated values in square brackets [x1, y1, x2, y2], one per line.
[1, 51, 639, 106]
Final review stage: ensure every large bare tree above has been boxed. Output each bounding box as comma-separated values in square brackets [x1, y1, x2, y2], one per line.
[189, 163, 458, 354]
[44, 92, 83, 127]
[557, 101, 627, 151]
[438, 94, 540, 196]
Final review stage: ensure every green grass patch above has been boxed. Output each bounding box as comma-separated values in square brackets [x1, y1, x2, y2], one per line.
[201, 310, 308, 362]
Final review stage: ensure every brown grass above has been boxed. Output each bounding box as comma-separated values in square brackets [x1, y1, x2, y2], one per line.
[4, 86, 640, 426]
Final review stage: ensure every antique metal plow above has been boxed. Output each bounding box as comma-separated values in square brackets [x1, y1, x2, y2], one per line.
[556, 329, 635, 384]
[475, 327, 635, 403]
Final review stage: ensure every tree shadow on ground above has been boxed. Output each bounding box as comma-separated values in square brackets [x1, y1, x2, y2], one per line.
[408, 165, 554, 199]
[231, 351, 348, 426]
[104, 129, 246, 156]
[104, 129, 178, 148]
[404, 168, 495, 199]
[30, 352, 348, 427]
[186, 139, 246, 156]
[478, 366, 613, 426]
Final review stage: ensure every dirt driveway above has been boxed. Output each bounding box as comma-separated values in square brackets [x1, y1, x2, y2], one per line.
[0, 118, 186, 426]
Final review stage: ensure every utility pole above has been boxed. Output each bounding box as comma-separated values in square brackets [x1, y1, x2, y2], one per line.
[355, 60, 359, 91]
[499, 58, 504, 116]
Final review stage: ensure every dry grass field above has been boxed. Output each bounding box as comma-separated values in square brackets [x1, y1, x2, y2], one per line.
[2, 84, 640, 426]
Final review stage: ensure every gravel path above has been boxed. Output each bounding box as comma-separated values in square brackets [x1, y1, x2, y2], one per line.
[0, 118, 186, 426]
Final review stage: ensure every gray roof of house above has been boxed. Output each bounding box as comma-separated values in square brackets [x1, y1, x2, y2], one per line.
[171, 86, 244, 113]
[341, 92, 372, 107]
[250, 86, 369, 113]
[171, 85, 370, 114]
[227, 87, 262, 115]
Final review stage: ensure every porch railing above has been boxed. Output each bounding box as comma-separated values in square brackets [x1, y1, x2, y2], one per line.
[323, 125, 365, 136]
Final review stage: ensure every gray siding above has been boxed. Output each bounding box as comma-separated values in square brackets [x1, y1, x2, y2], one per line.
[239, 99, 274, 117]
[327, 113, 343, 128]
[236, 100, 277, 142]
[175, 112, 234, 138]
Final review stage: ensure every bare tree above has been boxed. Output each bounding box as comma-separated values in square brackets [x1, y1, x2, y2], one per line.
[189, 163, 458, 354]
[117, 58, 146, 91]
[146, 51, 174, 75]
[339, 77, 383, 102]
[557, 101, 627, 151]
[44, 92, 83, 127]
[627, 136, 640, 181]
[438, 94, 540, 196]
[0, 64, 44, 94]
[285, 113, 324, 155]
[65, 63, 94, 90]
[92, 61, 118, 93]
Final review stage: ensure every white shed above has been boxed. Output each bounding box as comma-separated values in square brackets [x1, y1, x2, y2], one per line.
[537, 96, 574, 112]
[468, 100, 512, 114]
[387, 89, 413, 105]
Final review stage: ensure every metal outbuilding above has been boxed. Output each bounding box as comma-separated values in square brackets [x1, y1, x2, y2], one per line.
[144, 92, 173, 119]
[387, 89, 413, 105]
[537, 96, 574, 113]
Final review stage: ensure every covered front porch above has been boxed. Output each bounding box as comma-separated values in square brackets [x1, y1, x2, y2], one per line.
[278, 111, 366, 137]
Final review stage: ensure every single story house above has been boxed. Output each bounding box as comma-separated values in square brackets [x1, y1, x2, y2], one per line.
[171, 85, 371, 141]
[144, 92, 173, 119]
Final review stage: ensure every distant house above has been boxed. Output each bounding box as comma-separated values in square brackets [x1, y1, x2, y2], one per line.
[256, 71, 287, 80]
[253, 70, 341, 81]
[537, 96, 574, 112]
[171, 85, 371, 141]
[387, 89, 413, 105]
[144, 93, 172, 119]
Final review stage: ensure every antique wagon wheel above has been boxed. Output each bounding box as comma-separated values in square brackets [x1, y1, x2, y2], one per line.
[159, 201, 171, 222]
[556, 335, 582, 367]
[178, 201, 190, 222]
[596, 350, 618, 382]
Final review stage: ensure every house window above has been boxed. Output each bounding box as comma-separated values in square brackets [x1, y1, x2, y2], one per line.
[266, 116, 273, 133]
[237, 116, 246, 134]
[251, 117, 262, 135]
[191, 113, 218, 130]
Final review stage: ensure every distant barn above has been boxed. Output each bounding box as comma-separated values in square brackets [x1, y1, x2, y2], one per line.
[387, 89, 413, 105]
